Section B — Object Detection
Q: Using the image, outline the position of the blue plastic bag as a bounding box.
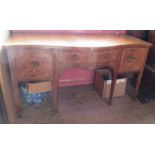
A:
[21,86,48,105]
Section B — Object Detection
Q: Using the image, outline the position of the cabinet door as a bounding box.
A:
[15,46,53,81]
[119,47,147,73]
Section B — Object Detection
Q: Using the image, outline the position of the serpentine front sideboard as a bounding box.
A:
[3,34,152,117]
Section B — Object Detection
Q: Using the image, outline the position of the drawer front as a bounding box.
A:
[93,49,120,69]
[15,47,53,81]
[119,48,147,73]
[57,50,92,70]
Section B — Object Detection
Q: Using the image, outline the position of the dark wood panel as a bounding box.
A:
[126,30,150,41]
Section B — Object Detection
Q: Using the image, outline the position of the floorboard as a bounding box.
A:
[1,85,155,124]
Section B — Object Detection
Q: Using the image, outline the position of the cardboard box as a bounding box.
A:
[95,70,127,98]
[27,81,52,94]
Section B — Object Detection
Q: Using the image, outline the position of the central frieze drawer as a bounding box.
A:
[93,49,120,69]
[119,48,147,73]
[15,47,53,81]
[57,50,92,67]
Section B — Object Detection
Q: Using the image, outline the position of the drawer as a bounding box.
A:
[93,49,120,69]
[15,47,53,81]
[119,48,147,73]
[57,49,92,69]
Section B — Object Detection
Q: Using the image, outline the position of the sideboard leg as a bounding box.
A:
[7,48,22,118]
[12,81,22,117]
[134,72,143,100]
[13,82,22,117]
[108,71,117,105]
[52,79,59,113]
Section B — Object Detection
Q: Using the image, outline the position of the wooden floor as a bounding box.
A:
[1,85,155,124]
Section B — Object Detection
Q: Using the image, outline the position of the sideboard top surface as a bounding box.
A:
[4,34,152,48]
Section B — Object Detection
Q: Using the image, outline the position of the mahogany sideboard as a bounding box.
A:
[3,34,152,116]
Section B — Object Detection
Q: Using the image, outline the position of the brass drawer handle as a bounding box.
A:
[72,54,79,61]
[31,61,40,67]
[104,53,110,59]
[128,56,135,62]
